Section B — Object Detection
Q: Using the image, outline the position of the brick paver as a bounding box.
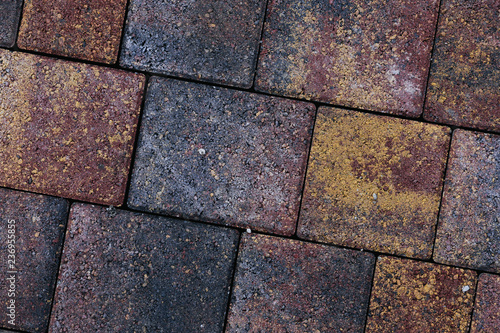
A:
[470,274,500,333]
[366,256,477,333]
[424,0,500,132]
[298,107,450,258]
[434,130,500,273]
[226,233,374,332]
[0,188,68,332]
[0,0,22,48]
[50,204,239,332]
[18,0,128,64]
[0,49,145,206]
[128,77,315,235]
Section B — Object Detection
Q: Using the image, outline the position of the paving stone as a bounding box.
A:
[226,233,375,332]
[0,0,22,48]
[424,0,500,132]
[17,0,128,64]
[0,188,68,332]
[120,0,266,88]
[434,130,500,273]
[50,203,239,332]
[255,0,439,116]
[470,273,500,333]
[298,107,450,258]
[128,77,315,235]
[0,49,145,206]
[366,256,477,333]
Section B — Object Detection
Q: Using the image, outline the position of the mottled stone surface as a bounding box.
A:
[0,0,22,47]
[298,107,450,258]
[226,233,374,332]
[128,77,315,235]
[0,188,68,332]
[0,50,145,206]
[366,256,477,333]
[256,0,439,116]
[18,0,128,64]
[50,204,239,332]
[434,130,500,273]
[471,274,500,332]
[120,0,266,88]
[424,0,500,132]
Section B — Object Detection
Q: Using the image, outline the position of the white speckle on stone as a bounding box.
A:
[198,148,206,155]
[462,285,470,292]
[246,228,252,233]
[373,193,378,200]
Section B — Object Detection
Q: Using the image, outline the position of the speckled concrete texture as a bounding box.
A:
[0,49,145,206]
[17,0,128,64]
[298,107,450,258]
[0,188,68,332]
[0,0,22,48]
[120,0,266,88]
[424,0,500,132]
[470,274,500,332]
[434,130,500,273]
[226,233,375,332]
[50,203,239,332]
[128,77,315,235]
[366,256,477,333]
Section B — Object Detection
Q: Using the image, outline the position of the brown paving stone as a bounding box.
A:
[226,233,375,332]
[0,0,23,48]
[424,0,500,132]
[255,0,439,116]
[0,188,68,332]
[366,256,477,333]
[434,130,500,273]
[128,77,315,236]
[50,203,239,332]
[471,273,500,333]
[298,107,450,258]
[17,0,128,64]
[0,49,145,206]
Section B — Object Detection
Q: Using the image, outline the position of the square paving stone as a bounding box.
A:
[298,107,450,258]
[17,0,128,64]
[424,0,500,132]
[0,49,145,206]
[120,0,266,88]
[49,203,239,333]
[434,130,500,273]
[365,256,477,333]
[128,77,315,236]
[0,0,23,48]
[226,233,375,332]
[470,273,500,333]
[255,0,439,116]
[0,188,68,332]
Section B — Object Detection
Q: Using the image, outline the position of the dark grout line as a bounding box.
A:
[466,274,481,333]
[250,0,271,90]
[362,255,378,333]
[115,0,133,67]
[222,231,243,332]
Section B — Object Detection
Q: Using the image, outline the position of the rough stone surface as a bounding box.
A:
[366,256,477,333]
[0,49,145,206]
[255,0,439,116]
[0,0,22,48]
[298,107,450,258]
[128,77,315,235]
[470,273,500,333]
[226,233,375,332]
[120,0,266,88]
[50,204,239,332]
[434,130,500,273]
[17,0,128,64]
[0,188,68,332]
[424,0,500,132]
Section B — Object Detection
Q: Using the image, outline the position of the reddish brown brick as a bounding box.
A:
[0,49,145,206]
[18,0,128,64]
[424,0,500,132]
[226,233,375,332]
[434,130,500,273]
[366,256,477,333]
[298,107,450,258]
[0,188,68,332]
[471,274,500,333]
[0,0,22,48]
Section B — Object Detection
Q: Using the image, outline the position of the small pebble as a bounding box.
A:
[246,228,252,233]
[462,285,470,292]
[198,148,206,155]
[373,193,378,200]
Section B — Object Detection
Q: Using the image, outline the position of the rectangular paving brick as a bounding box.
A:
[471,273,500,333]
[128,77,315,236]
[424,0,500,132]
[18,0,128,64]
[120,0,266,88]
[0,49,145,206]
[0,188,68,332]
[50,203,239,332]
[226,233,375,332]
[298,107,450,258]
[366,256,477,333]
[256,0,439,116]
[434,130,500,273]
[0,0,22,47]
